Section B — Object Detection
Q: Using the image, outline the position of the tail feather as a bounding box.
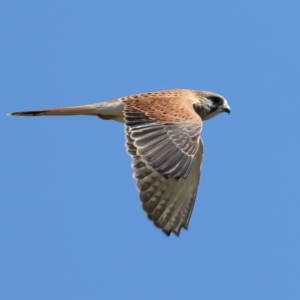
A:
[8,104,99,117]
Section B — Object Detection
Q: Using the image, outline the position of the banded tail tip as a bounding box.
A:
[7,110,48,117]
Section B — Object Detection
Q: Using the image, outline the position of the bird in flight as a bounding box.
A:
[8,89,230,236]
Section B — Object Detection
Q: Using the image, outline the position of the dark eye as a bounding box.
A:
[208,96,222,105]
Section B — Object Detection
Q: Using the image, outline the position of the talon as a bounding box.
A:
[98,114,114,120]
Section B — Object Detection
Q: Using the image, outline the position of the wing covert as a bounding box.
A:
[123,94,202,179]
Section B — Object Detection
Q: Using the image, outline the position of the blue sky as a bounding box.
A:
[1,1,300,299]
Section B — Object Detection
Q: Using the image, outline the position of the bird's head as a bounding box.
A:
[193,91,230,120]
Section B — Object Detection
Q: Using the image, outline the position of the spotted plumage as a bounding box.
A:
[8,89,230,236]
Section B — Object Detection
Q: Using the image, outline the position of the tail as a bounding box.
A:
[8,104,100,117]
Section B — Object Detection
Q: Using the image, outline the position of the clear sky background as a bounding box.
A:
[1,1,300,299]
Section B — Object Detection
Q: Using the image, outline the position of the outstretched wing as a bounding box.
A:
[122,91,204,235]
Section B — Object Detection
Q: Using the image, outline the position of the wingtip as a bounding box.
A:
[162,229,171,236]
[162,226,186,237]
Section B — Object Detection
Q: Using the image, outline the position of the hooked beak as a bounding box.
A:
[222,105,231,114]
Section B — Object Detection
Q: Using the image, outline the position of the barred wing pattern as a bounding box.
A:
[123,93,204,235]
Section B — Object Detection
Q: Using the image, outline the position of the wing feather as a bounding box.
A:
[123,91,204,235]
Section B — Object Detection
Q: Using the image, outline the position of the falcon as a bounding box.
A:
[8,89,230,236]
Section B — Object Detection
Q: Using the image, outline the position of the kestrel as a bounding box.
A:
[9,89,230,236]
